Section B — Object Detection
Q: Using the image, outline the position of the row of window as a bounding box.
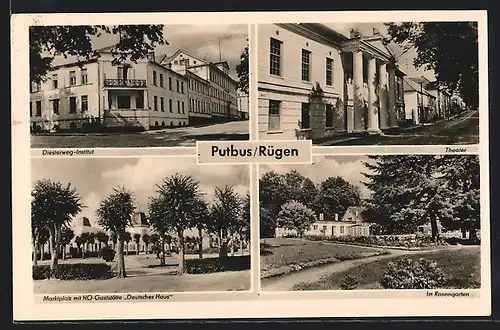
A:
[269,38,335,87]
[30,95,89,117]
[312,225,347,234]
[189,79,210,95]
[268,100,335,131]
[152,70,185,94]
[209,71,232,90]
[31,69,88,93]
[153,96,186,114]
[190,98,210,114]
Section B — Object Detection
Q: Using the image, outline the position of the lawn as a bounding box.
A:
[260,238,383,272]
[293,246,481,290]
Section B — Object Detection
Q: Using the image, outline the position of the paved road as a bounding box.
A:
[31,120,249,148]
[261,245,475,292]
[319,110,479,146]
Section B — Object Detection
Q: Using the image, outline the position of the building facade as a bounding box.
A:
[258,23,406,141]
[237,89,250,120]
[30,48,190,133]
[161,50,240,123]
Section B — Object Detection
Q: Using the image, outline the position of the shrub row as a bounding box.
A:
[306,235,447,249]
[33,263,113,280]
[185,256,250,274]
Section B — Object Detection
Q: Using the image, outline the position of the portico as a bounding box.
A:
[342,34,402,134]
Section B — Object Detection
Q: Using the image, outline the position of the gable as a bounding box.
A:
[364,39,393,59]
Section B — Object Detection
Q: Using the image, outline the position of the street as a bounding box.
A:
[31,120,249,148]
[317,110,479,146]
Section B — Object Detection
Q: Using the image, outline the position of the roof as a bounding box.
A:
[404,77,434,97]
[161,49,207,66]
[345,206,363,214]
[132,212,149,227]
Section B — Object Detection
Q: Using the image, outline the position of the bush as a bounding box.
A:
[32,263,113,280]
[98,246,116,262]
[306,234,447,249]
[185,256,250,274]
[340,275,359,290]
[380,258,447,289]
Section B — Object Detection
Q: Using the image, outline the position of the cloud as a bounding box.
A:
[260,156,374,199]
[101,157,249,209]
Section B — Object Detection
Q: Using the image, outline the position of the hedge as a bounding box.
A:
[306,235,448,249]
[186,256,250,274]
[33,263,113,280]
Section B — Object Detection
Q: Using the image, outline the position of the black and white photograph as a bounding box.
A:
[30,24,249,148]
[259,155,481,291]
[257,22,479,145]
[31,157,251,294]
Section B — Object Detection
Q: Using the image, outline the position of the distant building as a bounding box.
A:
[275,206,373,238]
[237,89,249,120]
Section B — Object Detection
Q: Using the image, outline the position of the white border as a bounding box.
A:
[12,10,490,320]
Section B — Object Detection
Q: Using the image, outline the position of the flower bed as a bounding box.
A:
[33,263,113,280]
[305,235,449,249]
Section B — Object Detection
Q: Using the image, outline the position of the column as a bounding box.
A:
[367,56,380,134]
[378,62,389,129]
[388,66,398,128]
[143,89,149,109]
[352,50,364,132]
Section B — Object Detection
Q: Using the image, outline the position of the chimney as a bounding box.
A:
[335,213,339,221]
[168,63,172,69]
[148,51,155,62]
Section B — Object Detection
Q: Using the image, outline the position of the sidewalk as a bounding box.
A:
[314,112,463,146]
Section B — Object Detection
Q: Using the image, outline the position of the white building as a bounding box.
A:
[258,24,406,141]
[30,46,190,133]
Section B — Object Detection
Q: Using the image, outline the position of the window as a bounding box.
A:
[174,60,178,65]
[159,73,164,87]
[52,74,58,89]
[182,101,185,114]
[154,96,158,111]
[181,82,184,94]
[177,100,181,113]
[81,96,88,112]
[332,226,336,236]
[169,77,172,90]
[269,38,282,76]
[69,71,77,86]
[268,100,281,131]
[81,69,88,84]
[36,101,42,116]
[117,95,131,109]
[313,225,318,230]
[176,80,180,92]
[117,67,124,79]
[160,97,164,112]
[30,102,32,117]
[326,58,333,86]
[169,99,173,112]
[301,103,310,129]
[323,226,327,233]
[325,104,334,128]
[69,97,77,114]
[301,49,311,81]
[52,99,59,115]
[340,226,344,234]
[153,71,157,86]
[136,93,144,109]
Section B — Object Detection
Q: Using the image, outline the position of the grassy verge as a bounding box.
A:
[260,238,385,278]
[293,247,480,290]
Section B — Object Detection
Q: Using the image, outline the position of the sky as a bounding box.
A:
[52,24,249,81]
[31,157,249,229]
[323,22,435,80]
[259,155,375,199]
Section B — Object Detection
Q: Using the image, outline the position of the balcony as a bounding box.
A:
[104,79,147,88]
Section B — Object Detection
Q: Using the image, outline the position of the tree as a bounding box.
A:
[142,234,151,254]
[96,231,109,250]
[133,233,142,254]
[96,187,136,278]
[79,232,91,258]
[74,236,84,258]
[188,197,210,259]
[88,232,97,253]
[315,176,361,219]
[149,174,201,274]
[362,155,455,240]
[60,227,74,260]
[437,155,480,241]
[110,231,117,247]
[30,25,165,84]
[31,179,83,275]
[235,44,249,94]
[385,22,478,108]
[234,192,251,255]
[276,200,316,238]
[148,197,171,266]
[209,185,242,261]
